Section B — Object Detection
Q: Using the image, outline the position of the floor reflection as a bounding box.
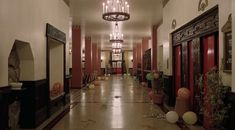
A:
[51,75,193,130]
[111,98,123,128]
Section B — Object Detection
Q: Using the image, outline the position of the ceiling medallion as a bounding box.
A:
[198,0,208,12]
[110,22,124,43]
[102,0,130,21]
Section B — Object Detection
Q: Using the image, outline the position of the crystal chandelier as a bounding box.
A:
[112,48,122,54]
[110,22,123,43]
[112,42,122,49]
[102,0,130,21]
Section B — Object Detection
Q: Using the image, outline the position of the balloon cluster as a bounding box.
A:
[89,84,95,89]
[165,88,197,125]
[97,77,102,80]
[105,77,109,80]
[165,110,198,125]
[146,73,153,81]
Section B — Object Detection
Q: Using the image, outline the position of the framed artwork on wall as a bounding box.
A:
[222,14,232,73]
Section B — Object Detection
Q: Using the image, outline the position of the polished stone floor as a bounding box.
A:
[52,75,203,130]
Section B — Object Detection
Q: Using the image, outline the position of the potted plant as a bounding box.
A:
[151,72,164,104]
[199,67,231,130]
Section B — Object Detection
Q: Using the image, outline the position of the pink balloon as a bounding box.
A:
[178,88,190,99]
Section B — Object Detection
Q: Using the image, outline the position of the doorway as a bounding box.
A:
[111,52,123,74]
[171,6,219,128]
[112,61,123,74]
[48,38,64,99]
[46,23,66,115]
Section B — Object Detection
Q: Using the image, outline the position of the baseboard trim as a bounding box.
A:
[42,106,70,130]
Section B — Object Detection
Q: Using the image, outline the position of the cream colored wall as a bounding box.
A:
[101,51,110,68]
[232,0,235,92]
[123,51,133,70]
[159,0,232,87]
[68,20,73,70]
[17,42,35,81]
[157,25,164,71]
[157,45,163,71]
[127,51,133,68]
[148,39,152,49]
[0,0,70,87]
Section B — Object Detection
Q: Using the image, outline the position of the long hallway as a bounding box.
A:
[52,76,181,130]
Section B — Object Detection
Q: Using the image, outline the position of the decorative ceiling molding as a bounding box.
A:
[162,0,170,7]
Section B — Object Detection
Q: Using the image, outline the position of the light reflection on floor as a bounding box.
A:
[111,98,123,128]
[52,75,204,130]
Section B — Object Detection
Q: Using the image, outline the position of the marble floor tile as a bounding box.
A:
[52,76,204,130]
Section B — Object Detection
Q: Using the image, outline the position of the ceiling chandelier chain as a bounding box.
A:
[102,0,130,21]
[111,23,122,54]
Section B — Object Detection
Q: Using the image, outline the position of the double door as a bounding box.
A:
[173,33,218,128]
[112,61,123,74]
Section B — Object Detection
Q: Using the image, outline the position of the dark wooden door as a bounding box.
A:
[188,41,194,108]
[174,45,181,96]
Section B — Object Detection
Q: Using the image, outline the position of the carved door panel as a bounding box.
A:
[188,41,194,108]
[182,42,188,87]
[191,38,202,115]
